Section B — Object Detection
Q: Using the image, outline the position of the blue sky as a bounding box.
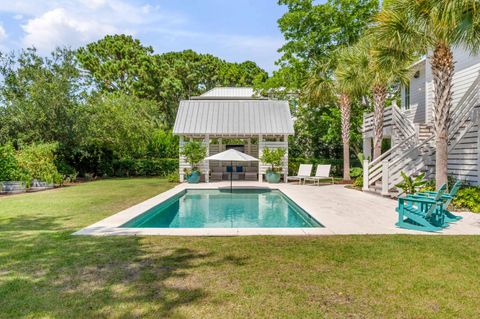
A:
[0,0,289,72]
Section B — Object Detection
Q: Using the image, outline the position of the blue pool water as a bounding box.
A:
[121,189,322,228]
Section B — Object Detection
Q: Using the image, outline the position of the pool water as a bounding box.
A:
[122,189,322,228]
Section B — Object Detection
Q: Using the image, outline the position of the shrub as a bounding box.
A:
[112,158,178,177]
[167,172,179,183]
[147,130,178,158]
[353,176,363,188]
[260,147,287,172]
[395,172,427,194]
[0,143,21,181]
[16,143,62,184]
[55,161,79,183]
[350,167,363,179]
[452,186,480,213]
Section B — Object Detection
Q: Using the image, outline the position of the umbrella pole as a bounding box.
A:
[230,160,233,193]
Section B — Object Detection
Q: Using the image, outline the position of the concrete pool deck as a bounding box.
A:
[75,181,480,236]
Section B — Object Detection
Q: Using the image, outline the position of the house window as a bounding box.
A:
[404,84,410,110]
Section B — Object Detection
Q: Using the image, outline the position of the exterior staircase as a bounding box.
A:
[362,75,480,197]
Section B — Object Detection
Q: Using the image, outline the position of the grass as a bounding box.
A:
[1,178,480,318]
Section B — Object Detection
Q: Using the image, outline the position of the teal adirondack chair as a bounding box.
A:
[413,181,463,222]
[396,184,447,232]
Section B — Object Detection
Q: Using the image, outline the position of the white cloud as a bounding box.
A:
[79,0,108,9]
[0,0,282,71]
[14,0,186,53]
[22,8,119,51]
[0,25,7,41]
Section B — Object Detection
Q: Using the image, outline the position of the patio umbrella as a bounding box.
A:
[204,149,259,192]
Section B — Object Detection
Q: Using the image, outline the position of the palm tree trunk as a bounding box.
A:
[372,85,387,160]
[431,43,454,190]
[339,93,351,181]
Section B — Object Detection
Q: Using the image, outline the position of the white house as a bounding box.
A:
[363,47,480,195]
[173,87,294,183]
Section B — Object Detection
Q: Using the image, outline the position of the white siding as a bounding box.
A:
[402,61,427,123]
[448,121,479,184]
[425,47,480,124]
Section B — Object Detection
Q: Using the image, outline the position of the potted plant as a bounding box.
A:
[260,147,286,183]
[180,141,207,183]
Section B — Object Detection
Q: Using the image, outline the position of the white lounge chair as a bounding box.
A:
[305,165,333,185]
[287,164,313,184]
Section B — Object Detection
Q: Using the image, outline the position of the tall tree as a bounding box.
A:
[375,0,480,188]
[350,36,414,159]
[77,34,156,95]
[304,47,366,180]
[263,0,379,161]
[78,37,268,125]
[0,48,82,153]
[274,0,379,88]
[83,92,160,159]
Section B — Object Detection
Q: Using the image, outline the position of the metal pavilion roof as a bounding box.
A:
[173,88,294,136]
[198,87,256,98]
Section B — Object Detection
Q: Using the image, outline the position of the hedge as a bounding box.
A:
[452,186,480,213]
[112,158,178,177]
[288,158,361,177]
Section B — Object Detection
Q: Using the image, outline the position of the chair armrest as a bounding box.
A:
[399,196,438,205]
[412,193,454,200]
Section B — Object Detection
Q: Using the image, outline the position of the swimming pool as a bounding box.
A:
[121,189,323,228]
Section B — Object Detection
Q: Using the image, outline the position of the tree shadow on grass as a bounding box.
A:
[0,231,247,318]
[0,215,63,232]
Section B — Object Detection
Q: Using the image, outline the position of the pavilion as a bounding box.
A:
[172,87,294,182]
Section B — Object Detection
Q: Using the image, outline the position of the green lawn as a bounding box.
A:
[1,178,480,318]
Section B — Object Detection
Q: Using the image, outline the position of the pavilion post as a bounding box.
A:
[204,134,210,183]
[258,134,263,182]
[179,135,185,182]
[284,134,288,183]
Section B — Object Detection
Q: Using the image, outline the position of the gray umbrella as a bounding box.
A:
[205,149,259,192]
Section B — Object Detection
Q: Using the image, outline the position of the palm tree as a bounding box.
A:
[350,36,414,159]
[304,47,365,181]
[374,0,480,188]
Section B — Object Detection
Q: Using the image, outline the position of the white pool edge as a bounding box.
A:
[74,183,332,236]
[74,181,480,236]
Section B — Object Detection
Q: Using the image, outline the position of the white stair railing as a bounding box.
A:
[380,73,480,194]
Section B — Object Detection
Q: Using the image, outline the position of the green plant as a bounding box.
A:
[419,179,435,192]
[452,187,480,213]
[353,176,363,188]
[180,141,206,175]
[350,167,363,179]
[112,158,178,177]
[16,143,62,184]
[395,172,428,194]
[260,147,286,173]
[0,143,21,181]
[167,172,179,183]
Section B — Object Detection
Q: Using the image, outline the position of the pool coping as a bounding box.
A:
[74,181,480,236]
[74,183,334,236]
